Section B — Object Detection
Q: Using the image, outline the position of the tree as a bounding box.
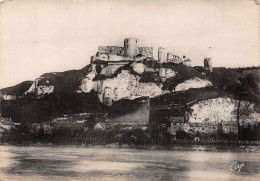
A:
[234,74,256,140]
[217,122,224,140]
[84,113,96,129]
[176,130,189,140]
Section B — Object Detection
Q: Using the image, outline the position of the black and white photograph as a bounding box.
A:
[0,0,259,180]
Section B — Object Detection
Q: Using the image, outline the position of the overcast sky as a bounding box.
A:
[0,0,259,88]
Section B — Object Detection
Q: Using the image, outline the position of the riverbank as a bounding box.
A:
[1,142,259,153]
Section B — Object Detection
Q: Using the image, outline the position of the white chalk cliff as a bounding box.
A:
[187,97,260,123]
[80,67,212,102]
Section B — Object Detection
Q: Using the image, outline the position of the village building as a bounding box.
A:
[189,120,218,134]
[221,121,238,134]
[0,117,15,132]
[94,121,107,130]
[166,116,185,135]
[0,127,5,137]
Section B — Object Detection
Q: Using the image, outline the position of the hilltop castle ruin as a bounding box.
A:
[80,38,213,106]
[91,38,191,65]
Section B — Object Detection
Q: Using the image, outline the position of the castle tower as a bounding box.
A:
[159,67,166,78]
[124,38,139,57]
[103,87,113,106]
[204,58,212,72]
[158,47,167,63]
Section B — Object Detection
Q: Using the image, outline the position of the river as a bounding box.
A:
[0,145,259,181]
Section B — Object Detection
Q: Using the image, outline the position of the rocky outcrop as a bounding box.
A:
[80,64,212,103]
[25,78,54,95]
[174,77,212,92]
[93,70,163,102]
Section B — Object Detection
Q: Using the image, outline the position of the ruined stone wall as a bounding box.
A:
[98,46,125,56]
[167,53,182,63]
[138,47,153,58]
[182,59,192,66]
[109,98,150,125]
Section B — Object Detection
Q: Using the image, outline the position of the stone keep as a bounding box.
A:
[204,58,212,72]
[124,38,139,57]
[158,47,167,63]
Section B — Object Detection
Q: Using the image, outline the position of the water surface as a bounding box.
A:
[0,145,259,181]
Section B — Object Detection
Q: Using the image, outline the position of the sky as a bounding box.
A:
[0,0,259,88]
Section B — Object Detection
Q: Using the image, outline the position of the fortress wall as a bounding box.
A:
[138,47,153,58]
[167,53,174,61]
[182,59,192,66]
[167,53,182,63]
[98,46,125,56]
[109,98,150,125]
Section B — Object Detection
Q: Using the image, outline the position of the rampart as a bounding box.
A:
[98,46,125,56]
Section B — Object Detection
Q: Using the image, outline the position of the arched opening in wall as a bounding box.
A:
[136,40,138,43]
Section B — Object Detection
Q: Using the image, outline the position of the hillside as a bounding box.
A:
[0,81,33,97]
[0,38,259,126]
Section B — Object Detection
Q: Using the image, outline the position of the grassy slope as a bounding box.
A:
[207,67,260,102]
[0,81,33,96]
[37,65,91,93]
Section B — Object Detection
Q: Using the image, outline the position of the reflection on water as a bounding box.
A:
[0,145,259,181]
